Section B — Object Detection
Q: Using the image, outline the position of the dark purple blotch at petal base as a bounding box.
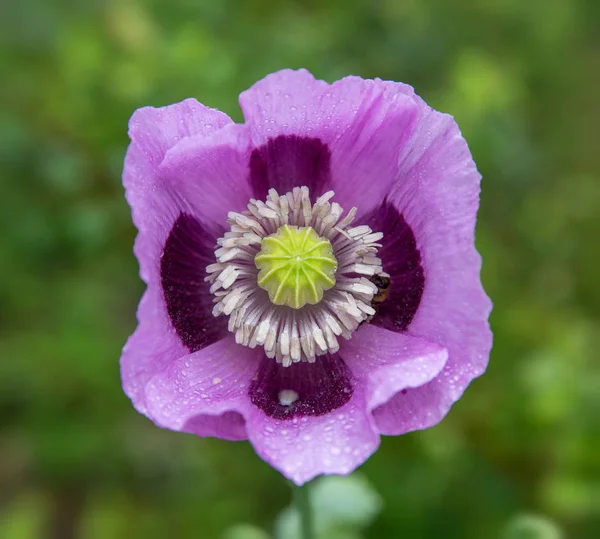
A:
[249,135,332,200]
[161,214,228,352]
[249,354,353,420]
[364,200,425,332]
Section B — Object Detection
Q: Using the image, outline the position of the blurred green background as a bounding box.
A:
[1,0,599,537]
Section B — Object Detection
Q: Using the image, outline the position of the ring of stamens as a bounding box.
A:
[206,186,385,367]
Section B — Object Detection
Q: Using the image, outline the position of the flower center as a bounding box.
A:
[255,225,337,309]
[206,186,386,367]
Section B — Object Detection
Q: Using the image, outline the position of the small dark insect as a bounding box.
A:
[361,274,390,325]
[370,274,390,306]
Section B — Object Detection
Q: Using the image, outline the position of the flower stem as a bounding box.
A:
[291,481,315,539]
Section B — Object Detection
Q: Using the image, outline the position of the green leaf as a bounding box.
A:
[504,514,563,539]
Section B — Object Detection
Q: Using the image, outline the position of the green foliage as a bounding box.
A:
[1,0,599,537]
[504,515,563,539]
[274,475,382,539]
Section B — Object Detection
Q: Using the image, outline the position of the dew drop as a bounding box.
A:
[278,389,299,406]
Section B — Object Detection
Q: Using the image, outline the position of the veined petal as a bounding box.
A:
[121,285,188,415]
[122,101,234,411]
[124,98,234,284]
[372,104,493,434]
[159,123,253,233]
[243,329,446,485]
[144,336,261,441]
[245,376,379,486]
[122,143,192,413]
[321,76,419,217]
[239,69,419,214]
[238,69,329,140]
[341,325,448,413]
[121,206,229,412]
[128,98,233,172]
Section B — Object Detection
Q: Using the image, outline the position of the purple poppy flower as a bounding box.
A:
[121,69,492,485]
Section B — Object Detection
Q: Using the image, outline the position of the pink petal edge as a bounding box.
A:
[373,100,493,435]
[239,69,420,216]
